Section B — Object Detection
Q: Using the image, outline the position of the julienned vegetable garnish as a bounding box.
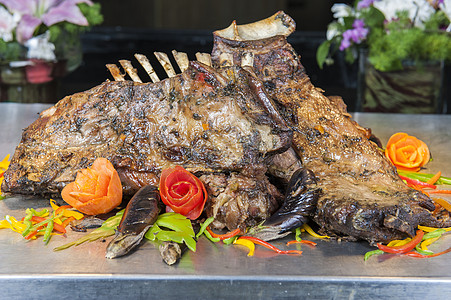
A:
[0,154,10,199]
[61,157,122,215]
[0,199,84,244]
[159,166,207,220]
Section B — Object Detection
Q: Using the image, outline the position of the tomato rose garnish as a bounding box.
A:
[61,158,122,215]
[385,132,430,172]
[159,166,207,220]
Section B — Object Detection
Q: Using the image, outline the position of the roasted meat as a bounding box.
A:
[211,11,451,243]
[2,61,292,229]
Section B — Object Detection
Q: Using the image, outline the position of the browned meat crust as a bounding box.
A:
[2,62,292,229]
[211,11,451,243]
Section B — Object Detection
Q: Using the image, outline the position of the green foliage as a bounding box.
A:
[79,3,104,27]
[0,40,24,62]
[317,2,451,72]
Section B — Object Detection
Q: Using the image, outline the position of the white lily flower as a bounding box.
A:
[374,0,436,27]
[25,31,56,61]
[331,3,353,22]
[0,6,19,42]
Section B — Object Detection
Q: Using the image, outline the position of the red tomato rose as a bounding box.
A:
[159,166,207,220]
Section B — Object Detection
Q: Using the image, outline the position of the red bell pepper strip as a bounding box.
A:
[206,226,241,240]
[286,240,317,246]
[377,230,424,254]
[31,216,66,234]
[239,236,302,255]
[399,175,437,189]
[24,226,44,240]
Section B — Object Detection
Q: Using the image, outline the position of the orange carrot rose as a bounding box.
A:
[159,166,207,220]
[61,158,122,215]
[385,132,430,172]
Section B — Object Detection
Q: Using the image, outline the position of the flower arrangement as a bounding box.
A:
[317,0,451,72]
[0,0,103,63]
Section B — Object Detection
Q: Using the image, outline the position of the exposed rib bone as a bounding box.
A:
[119,60,142,83]
[217,52,234,67]
[135,54,160,83]
[154,52,176,77]
[106,64,125,81]
[241,52,254,68]
[172,50,189,72]
[195,52,212,66]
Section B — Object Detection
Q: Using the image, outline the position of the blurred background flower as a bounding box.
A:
[317,0,451,72]
[0,0,103,62]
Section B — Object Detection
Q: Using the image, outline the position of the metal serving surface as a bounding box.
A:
[1,103,451,299]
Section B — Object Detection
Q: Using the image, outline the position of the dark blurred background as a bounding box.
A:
[59,0,448,112]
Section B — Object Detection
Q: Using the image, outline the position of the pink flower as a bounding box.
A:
[0,0,93,43]
[357,0,379,10]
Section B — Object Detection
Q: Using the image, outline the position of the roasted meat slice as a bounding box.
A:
[211,11,451,243]
[2,61,292,232]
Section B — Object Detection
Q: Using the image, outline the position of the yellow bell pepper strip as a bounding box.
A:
[286,240,317,247]
[301,223,330,239]
[364,249,384,261]
[377,230,424,254]
[426,171,442,185]
[414,229,446,255]
[387,238,411,247]
[234,237,255,256]
[206,226,241,240]
[239,236,302,255]
[418,225,451,232]
[0,154,10,199]
[421,237,440,251]
[0,216,27,233]
[50,199,84,220]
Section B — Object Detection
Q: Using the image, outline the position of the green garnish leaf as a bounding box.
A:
[144,213,197,252]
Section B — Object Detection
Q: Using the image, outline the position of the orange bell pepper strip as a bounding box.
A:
[431,198,451,212]
[405,247,451,258]
[286,240,317,247]
[426,171,442,185]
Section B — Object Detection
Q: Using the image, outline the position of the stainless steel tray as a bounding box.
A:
[1,103,451,299]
